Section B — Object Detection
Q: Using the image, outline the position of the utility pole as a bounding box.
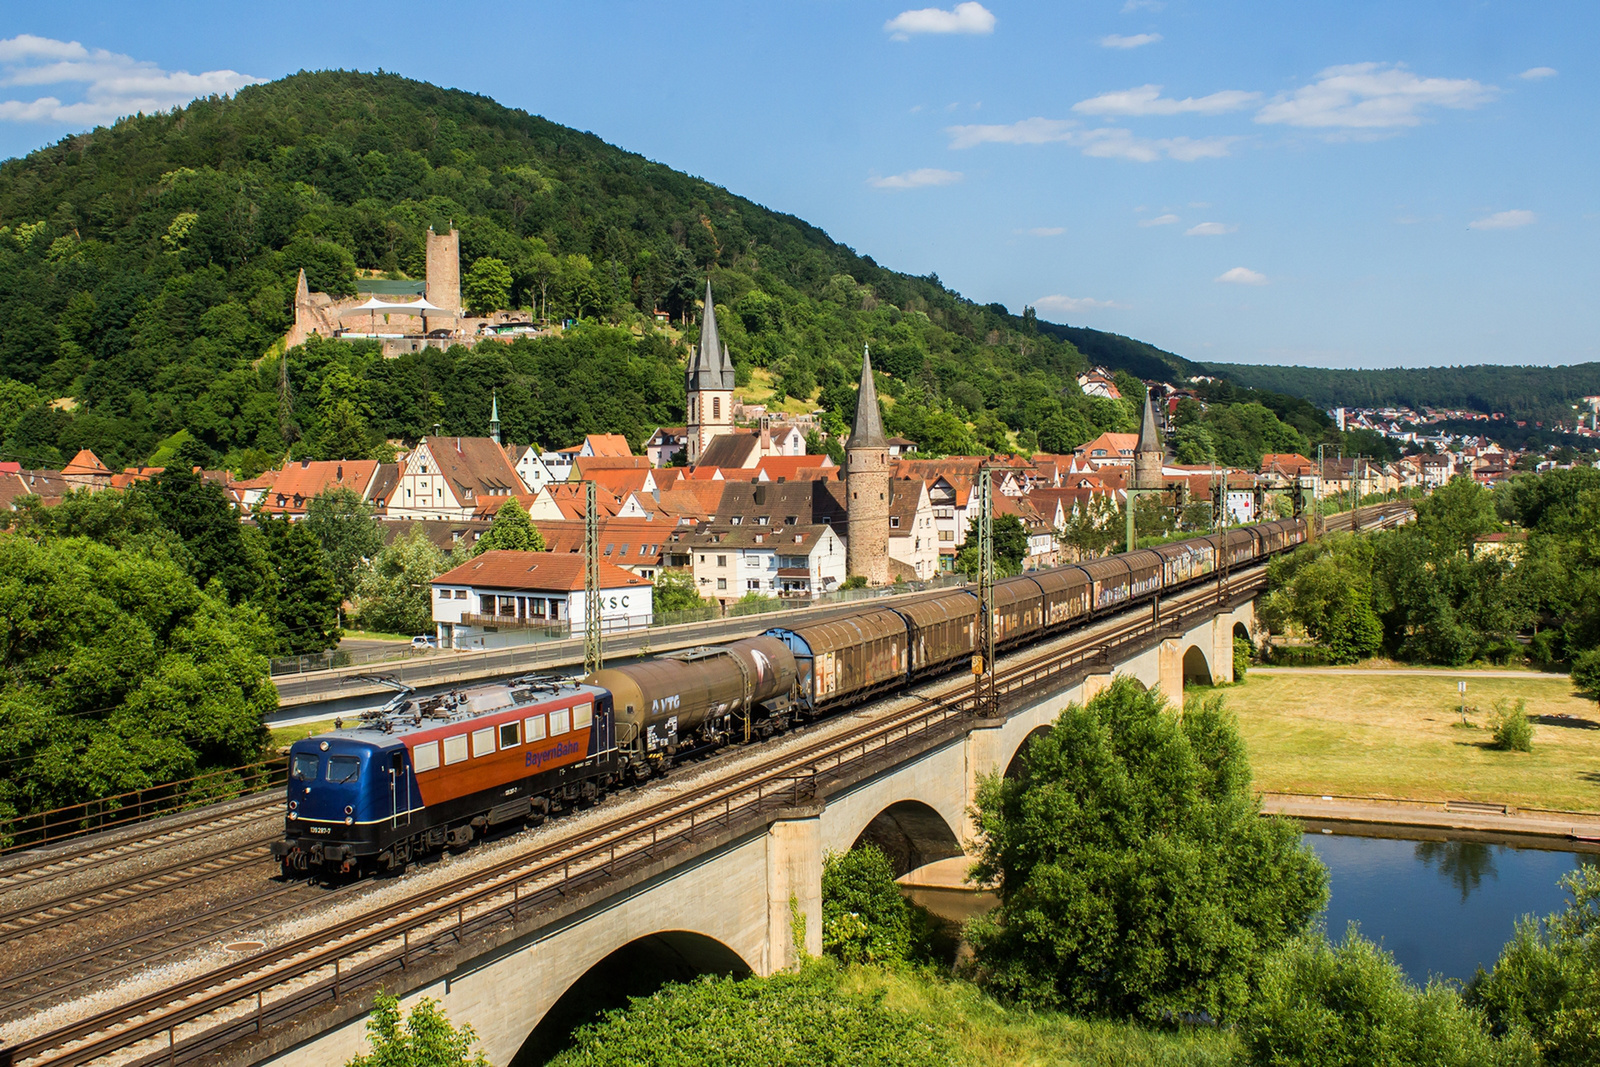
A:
[973,466,997,717]
[584,479,602,675]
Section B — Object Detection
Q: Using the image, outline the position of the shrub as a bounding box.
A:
[347,992,489,1066]
[1489,697,1534,752]
[1240,927,1537,1067]
[822,844,911,964]
[1571,648,1600,703]
[1233,635,1253,680]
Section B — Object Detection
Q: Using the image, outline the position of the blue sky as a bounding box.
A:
[0,1,1593,369]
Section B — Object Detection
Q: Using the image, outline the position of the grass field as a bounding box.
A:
[268,717,342,749]
[1219,669,1600,812]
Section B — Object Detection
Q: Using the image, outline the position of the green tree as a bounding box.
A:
[356,524,448,635]
[346,993,490,1067]
[821,845,912,964]
[1471,865,1600,1065]
[1242,928,1536,1067]
[968,680,1327,1021]
[955,513,1029,577]
[1416,475,1500,558]
[472,497,545,555]
[1037,411,1094,455]
[303,487,384,612]
[255,516,343,654]
[315,365,376,461]
[652,568,704,615]
[462,256,512,315]
[1056,495,1121,560]
[141,468,266,603]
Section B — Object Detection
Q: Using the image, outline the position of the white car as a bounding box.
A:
[411,635,436,650]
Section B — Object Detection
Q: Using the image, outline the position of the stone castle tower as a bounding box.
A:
[686,279,735,465]
[846,345,891,585]
[1134,390,1166,492]
[425,226,461,325]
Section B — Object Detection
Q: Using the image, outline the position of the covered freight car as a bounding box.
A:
[893,590,980,675]
[768,609,908,712]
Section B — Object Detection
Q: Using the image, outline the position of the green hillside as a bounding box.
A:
[1206,362,1600,425]
[0,70,1149,471]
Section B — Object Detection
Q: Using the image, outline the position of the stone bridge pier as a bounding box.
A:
[263,599,1257,1067]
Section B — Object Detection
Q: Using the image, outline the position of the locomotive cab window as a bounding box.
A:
[471,727,496,758]
[573,702,593,730]
[443,734,468,765]
[291,753,319,781]
[327,755,360,784]
[412,741,440,773]
[525,715,546,742]
[499,722,520,748]
[550,708,570,736]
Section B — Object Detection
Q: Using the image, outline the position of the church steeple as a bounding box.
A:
[489,388,501,446]
[1134,389,1165,492]
[686,279,735,465]
[688,279,729,392]
[850,344,886,448]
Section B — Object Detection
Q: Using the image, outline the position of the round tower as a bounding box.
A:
[1134,389,1166,492]
[846,345,891,585]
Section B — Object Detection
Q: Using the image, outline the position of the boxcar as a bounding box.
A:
[892,590,980,674]
[1217,528,1256,567]
[767,609,908,711]
[1153,538,1216,587]
[1077,556,1133,612]
[1125,549,1166,599]
[991,575,1045,649]
[1030,566,1092,630]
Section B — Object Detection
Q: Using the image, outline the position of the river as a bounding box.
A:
[1304,827,1596,983]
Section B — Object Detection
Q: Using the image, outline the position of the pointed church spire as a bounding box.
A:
[1137,389,1163,455]
[489,388,501,446]
[689,279,724,390]
[850,344,886,449]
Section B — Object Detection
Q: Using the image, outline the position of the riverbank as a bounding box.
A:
[1222,668,1600,811]
[1261,792,1600,848]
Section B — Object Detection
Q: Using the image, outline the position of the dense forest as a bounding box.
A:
[1209,361,1600,426]
[0,70,1364,472]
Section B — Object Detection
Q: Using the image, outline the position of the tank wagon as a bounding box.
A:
[276,517,1310,878]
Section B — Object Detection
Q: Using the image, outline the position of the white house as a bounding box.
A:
[680,523,846,606]
[387,436,527,522]
[430,550,652,650]
[510,446,560,493]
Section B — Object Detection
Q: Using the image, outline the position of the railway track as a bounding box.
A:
[0,505,1414,1067]
[0,563,1287,1067]
[0,798,281,897]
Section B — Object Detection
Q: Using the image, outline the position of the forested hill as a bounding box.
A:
[1207,362,1600,424]
[0,68,1233,472]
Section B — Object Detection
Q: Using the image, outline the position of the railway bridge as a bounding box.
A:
[249,581,1258,1067]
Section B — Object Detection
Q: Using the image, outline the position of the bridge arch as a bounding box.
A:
[1003,725,1054,780]
[511,929,752,1065]
[844,799,964,877]
[1181,644,1213,686]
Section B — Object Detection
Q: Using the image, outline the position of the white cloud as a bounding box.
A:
[1016,226,1065,236]
[885,3,995,40]
[1185,222,1237,236]
[946,117,1239,161]
[1518,67,1558,80]
[1034,295,1127,313]
[946,116,1077,148]
[1255,62,1496,130]
[1216,266,1268,285]
[1139,213,1181,226]
[1074,84,1261,117]
[1468,209,1536,230]
[869,168,963,190]
[1100,33,1162,49]
[0,34,262,126]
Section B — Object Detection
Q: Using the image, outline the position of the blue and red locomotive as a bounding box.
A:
[274,518,1308,878]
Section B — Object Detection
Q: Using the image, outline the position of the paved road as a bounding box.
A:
[1252,667,1568,680]
[1262,793,1600,842]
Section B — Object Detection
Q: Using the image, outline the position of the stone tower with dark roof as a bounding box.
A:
[686,279,736,466]
[1134,390,1165,492]
[846,345,891,584]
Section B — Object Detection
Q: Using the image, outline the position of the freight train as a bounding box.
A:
[274,517,1310,878]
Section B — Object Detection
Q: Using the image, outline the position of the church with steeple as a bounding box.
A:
[685,280,736,465]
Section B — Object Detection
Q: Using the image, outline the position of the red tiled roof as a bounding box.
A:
[260,460,379,513]
[585,433,635,458]
[432,550,647,592]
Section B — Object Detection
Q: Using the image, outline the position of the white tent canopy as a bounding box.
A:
[341,296,444,315]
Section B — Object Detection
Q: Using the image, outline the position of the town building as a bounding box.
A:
[678,523,846,604]
[685,280,736,465]
[430,550,652,650]
[258,459,386,518]
[1133,393,1165,492]
[387,436,528,522]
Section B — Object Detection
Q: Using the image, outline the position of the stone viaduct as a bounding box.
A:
[253,596,1256,1067]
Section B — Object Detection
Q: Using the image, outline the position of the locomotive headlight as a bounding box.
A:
[345,816,353,825]
[288,811,297,821]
